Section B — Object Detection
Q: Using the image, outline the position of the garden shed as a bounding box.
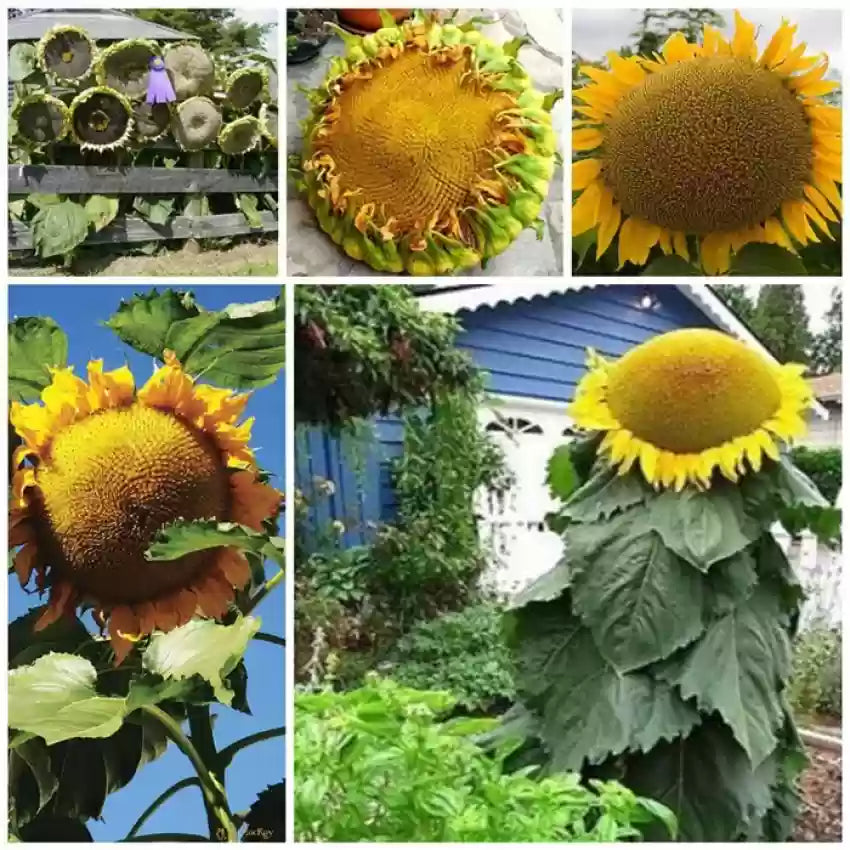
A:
[8,9,196,43]
[296,282,838,621]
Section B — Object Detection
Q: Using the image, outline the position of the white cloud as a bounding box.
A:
[233,7,278,58]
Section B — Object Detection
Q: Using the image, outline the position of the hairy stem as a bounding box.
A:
[242,567,285,615]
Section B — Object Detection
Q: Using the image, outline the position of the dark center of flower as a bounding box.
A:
[35,405,230,604]
[606,329,782,453]
[601,56,812,234]
[89,109,110,132]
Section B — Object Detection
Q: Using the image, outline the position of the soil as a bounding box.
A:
[9,241,278,277]
[793,748,842,842]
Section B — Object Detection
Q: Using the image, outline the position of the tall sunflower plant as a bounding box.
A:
[7,288,286,842]
[490,329,840,841]
[572,10,842,276]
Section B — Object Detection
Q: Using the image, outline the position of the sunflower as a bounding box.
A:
[36,24,95,83]
[9,352,282,664]
[300,14,558,274]
[69,86,134,152]
[14,93,70,146]
[172,96,223,151]
[572,11,842,274]
[568,329,812,490]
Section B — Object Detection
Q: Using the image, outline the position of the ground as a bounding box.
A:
[286,8,565,277]
[794,748,842,842]
[9,241,278,278]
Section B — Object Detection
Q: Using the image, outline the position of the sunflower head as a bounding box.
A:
[14,94,70,146]
[163,41,216,100]
[573,11,842,274]
[69,86,134,151]
[300,14,559,274]
[10,352,282,664]
[95,38,159,100]
[259,103,278,146]
[226,66,269,110]
[567,328,812,490]
[36,24,95,82]
[219,115,263,155]
[132,101,171,142]
[172,96,223,151]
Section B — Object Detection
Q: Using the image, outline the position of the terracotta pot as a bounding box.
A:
[337,9,411,32]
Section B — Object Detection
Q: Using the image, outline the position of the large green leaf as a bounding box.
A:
[139,616,260,705]
[622,718,776,841]
[242,782,286,841]
[546,445,579,500]
[642,255,700,276]
[165,296,285,389]
[511,558,571,608]
[560,466,652,523]
[9,42,37,82]
[569,519,705,673]
[647,485,760,572]
[658,586,791,766]
[105,289,200,358]
[84,195,119,233]
[729,244,807,276]
[17,815,93,842]
[703,550,758,616]
[9,739,58,829]
[8,608,92,669]
[512,597,698,770]
[8,317,68,403]
[30,200,90,258]
[146,520,284,568]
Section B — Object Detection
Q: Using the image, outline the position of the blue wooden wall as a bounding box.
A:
[296,285,718,544]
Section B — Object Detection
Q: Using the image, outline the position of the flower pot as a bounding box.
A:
[337,9,410,32]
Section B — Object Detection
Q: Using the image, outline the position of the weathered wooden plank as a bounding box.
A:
[9,212,278,249]
[7,165,278,194]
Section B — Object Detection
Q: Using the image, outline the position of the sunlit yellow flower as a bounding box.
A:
[568,329,812,489]
[573,11,842,273]
[10,351,282,664]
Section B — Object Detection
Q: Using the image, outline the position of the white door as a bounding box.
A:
[476,396,574,596]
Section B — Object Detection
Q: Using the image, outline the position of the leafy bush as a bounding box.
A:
[390,604,516,713]
[789,446,842,505]
[788,627,842,719]
[294,677,677,842]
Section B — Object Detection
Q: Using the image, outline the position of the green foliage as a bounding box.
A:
[30,199,89,258]
[750,285,813,364]
[809,287,842,375]
[106,287,285,389]
[501,451,831,840]
[294,677,677,842]
[8,317,68,402]
[242,782,286,841]
[789,446,841,505]
[788,627,841,719]
[294,284,477,425]
[390,604,516,713]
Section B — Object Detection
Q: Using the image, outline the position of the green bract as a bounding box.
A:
[496,446,837,841]
[95,38,158,100]
[69,86,134,152]
[259,103,278,147]
[225,66,269,110]
[163,41,216,100]
[14,93,70,146]
[219,116,263,155]
[171,96,222,151]
[297,12,560,274]
[36,24,95,83]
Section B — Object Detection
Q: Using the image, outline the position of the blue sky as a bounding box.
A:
[8,284,285,841]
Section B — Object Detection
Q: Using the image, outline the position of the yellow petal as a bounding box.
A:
[763,217,795,252]
[781,199,809,245]
[702,25,725,56]
[760,21,796,69]
[639,442,660,484]
[731,11,757,59]
[812,172,842,213]
[618,216,660,268]
[672,232,689,261]
[572,158,602,191]
[803,184,839,221]
[661,31,695,64]
[787,59,829,91]
[772,43,811,76]
[596,199,621,259]
[700,232,732,275]
[658,230,672,255]
[606,51,646,86]
[803,202,834,239]
[573,127,604,152]
[796,78,840,98]
[572,181,603,236]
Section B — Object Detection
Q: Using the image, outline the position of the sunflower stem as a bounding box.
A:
[187,705,235,841]
[242,568,285,615]
[219,725,286,769]
[253,630,286,648]
[141,705,237,842]
[125,777,200,840]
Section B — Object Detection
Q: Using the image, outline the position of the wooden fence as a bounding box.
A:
[8,162,278,250]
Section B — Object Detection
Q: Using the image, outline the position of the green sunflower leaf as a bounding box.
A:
[9,739,58,829]
[146,519,284,569]
[105,288,200,357]
[8,654,127,745]
[138,616,260,705]
[656,585,791,767]
[84,194,119,232]
[8,317,68,402]
[242,782,286,842]
[560,466,653,523]
[546,444,579,499]
[8,607,92,669]
[729,244,808,276]
[30,200,90,258]
[9,42,37,82]
[166,295,285,389]
[512,597,699,770]
[642,255,700,275]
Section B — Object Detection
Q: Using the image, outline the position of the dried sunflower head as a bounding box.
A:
[132,101,171,142]
[172,96,223,151]
[163,41,216,100]
[36,24,95,82]
[573,11,842,274]
[14,93,70,146]
[69,86,134,151]
[219,115,263,155]
[259,103,278,146]
[10,353,281,664]
[226,66,269,110]
[95,38,158,100]
[300,14,559,274]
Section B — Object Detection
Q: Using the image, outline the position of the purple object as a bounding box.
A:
[146,56,176,104]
